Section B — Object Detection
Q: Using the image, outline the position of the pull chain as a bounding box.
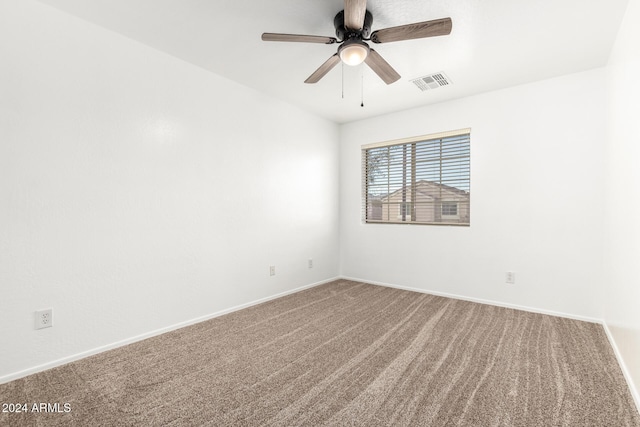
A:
[361,65,364,107]
[341,61,344,99]
[360,66,364,107]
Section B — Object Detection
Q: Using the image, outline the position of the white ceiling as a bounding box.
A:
[37,0,629,124]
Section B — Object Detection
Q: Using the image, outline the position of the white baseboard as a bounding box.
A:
[602,323,640,413]
[340,275,602,323]
[0,277,338,385]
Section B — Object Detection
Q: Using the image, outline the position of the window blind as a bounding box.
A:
[362,129,470,225]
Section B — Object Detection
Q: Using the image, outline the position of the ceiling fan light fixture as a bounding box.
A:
[338,39,370,66]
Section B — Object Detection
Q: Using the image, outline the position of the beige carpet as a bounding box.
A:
[1,280,639,426]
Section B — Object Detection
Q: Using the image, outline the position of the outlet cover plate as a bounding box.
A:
[35,308,53,329]
[505,272,516,285]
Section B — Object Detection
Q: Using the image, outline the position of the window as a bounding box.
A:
[441,202,458,217]
[362,129,470,225]
[399,202,413,220]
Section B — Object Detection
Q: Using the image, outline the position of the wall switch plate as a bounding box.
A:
[308,259,313,269]
[506,272,516,284]
[269,265,275,276]
[35,308,53,329]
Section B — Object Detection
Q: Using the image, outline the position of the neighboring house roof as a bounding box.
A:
[376,180,469,202]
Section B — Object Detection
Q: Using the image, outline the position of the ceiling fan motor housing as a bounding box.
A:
[334,10,373,41]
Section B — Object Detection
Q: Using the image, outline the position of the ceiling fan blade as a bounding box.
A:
[344,0,367,31]
[304,54,341,84]
[262,33,337,44]
[364,49,400,84]
[370,17,452,44]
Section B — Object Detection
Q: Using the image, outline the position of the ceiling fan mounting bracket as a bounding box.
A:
[334,10,373,41]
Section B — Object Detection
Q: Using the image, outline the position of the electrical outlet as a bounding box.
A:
[308,259,313,269]
[506,272,516,284]
[269,265,275,276]
[35,308,53,330]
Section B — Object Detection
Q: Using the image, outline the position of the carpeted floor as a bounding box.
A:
[1,279,639,426]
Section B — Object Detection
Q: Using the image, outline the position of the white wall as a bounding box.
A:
[0,1,339,381]
[604,0,640,405]
[340,68,607,320]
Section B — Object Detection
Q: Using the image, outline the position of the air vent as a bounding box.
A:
[410,72,452,91]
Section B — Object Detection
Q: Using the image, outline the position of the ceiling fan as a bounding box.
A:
[261,0,452,85]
